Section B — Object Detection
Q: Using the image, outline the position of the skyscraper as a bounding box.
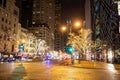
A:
[54,0,62,51]
[32,0,55,50]
[16,0,56,51]
[89,0,119,62]
[15,0,33,28]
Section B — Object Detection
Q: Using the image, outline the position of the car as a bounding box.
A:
[1,54,15,62]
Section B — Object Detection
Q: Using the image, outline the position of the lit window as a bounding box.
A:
[33,12,35,14]
[37,11,40,13]
[32,22,35,24]
[5,13,8,16]
[118,4,120,9]
[95,2,99,12]
[118,9,120,15]
[33,4,36,7]
[49,17,52,19]
[41,11,44,14]
[49,3,52,5]
[117,2,120,15]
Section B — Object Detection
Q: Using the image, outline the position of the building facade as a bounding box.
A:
[85,0,91,29]
[19,27,36,55]
[90,0,119,62]
[28,24,51,50]
[0,0,20,54]
[54,0,63,51]
[115,1,120,34]
[32,0,55,51]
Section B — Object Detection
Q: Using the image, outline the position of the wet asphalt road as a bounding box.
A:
[0,61,120,80]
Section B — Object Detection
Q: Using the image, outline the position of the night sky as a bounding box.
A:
[16,0,85,27]
[60,0,85,23]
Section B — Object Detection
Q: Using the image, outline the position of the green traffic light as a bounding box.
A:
[19,44,24,51]
[65,45,73,54]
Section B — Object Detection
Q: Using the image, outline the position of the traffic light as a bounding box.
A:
[65,45,73,54]
[19,44,24,51]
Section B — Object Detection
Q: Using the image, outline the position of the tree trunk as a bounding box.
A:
[78,53,80,64]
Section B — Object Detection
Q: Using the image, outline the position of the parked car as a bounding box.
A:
[1,54,15,62]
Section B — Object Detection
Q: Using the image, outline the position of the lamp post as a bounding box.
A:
[66,20,82,33]
[60,25,66,51]
[61,20,81,64]
[66,20,72,33]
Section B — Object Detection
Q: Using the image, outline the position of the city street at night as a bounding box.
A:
[0,61,120,80]
[0,0,120,80]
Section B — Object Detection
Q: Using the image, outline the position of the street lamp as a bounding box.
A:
[61,25,67,32]
[61,25,67,51]
[66,20,81,33]
[61,20,82,45]
[22,39,25,43]
[66,20,72,33]
[74,21,81,29]
[61,20,82,64]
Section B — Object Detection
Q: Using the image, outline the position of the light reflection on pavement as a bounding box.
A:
[107,64,117,73]
[0,61,120,80]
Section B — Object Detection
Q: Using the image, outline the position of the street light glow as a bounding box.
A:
[61,26,67,31]
[22,39,25,43]
[75,22,81,27]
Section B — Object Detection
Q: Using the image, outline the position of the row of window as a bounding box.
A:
[1,19,17,28]
[0,24,17,32]
[1,15,17,22]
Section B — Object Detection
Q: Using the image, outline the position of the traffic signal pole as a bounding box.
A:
[71,54,74,64]
[65,45,74,64]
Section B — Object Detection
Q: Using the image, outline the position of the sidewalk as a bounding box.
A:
[72,60,120,70]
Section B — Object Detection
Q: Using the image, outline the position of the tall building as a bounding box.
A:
[16,0,33,28]
[85,0,91,29]
[32,0,55,51]
[28,24,51,51]
[0,0,20,53]
[89,0,119,62]
[54,0,62,51]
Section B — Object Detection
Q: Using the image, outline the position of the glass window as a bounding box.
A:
[14,10,18,16]
[33,12,35,14]
[32,22,35,24]
[95,2,99,12]
[14,24,16,27]
[37,11,40,13]
[2,17,4,21]
[49,3,52,6]
[5,19,8,23]
[5,13,8,16]
[118,4,120,9]
[118,3,120,15]
[119,9,120,15]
